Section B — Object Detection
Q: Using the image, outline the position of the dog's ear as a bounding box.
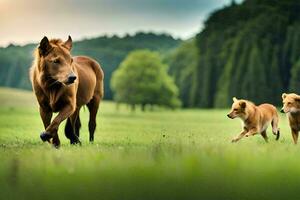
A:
[239,101,246,109]
[295,96,300,102]
[39,36,52,56]
[64,35,72,51]
[233,97,238,102]
[282,93,287,100]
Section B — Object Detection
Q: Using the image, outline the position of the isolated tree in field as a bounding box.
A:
[111,50,181,111]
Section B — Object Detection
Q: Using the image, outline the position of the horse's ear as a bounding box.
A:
[64,35,72,50]
[39,36,52,56]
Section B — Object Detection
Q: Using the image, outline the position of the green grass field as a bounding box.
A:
[1,87,300,200]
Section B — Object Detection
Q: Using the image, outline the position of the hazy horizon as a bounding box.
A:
[0,0,242,47]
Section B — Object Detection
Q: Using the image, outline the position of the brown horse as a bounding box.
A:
[30,36,104,147]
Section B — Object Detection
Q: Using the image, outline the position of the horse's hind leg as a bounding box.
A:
[87,96,100,142]
[65,109,81,139]
[64,118,73,141]
[66,108,81,144]
[75,115,81,138]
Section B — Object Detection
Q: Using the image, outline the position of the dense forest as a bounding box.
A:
[0,32,181,99]
[169,0,300,107]
[3,0,300,108]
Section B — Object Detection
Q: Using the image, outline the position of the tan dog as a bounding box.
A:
[227,97,280,142]
[280,93,300,144]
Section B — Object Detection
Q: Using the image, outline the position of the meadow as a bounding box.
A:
[1,87,300,200]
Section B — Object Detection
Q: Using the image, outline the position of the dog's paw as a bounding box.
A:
[231,138,238,143]
[245,133,251,137]
[40,131,52,142]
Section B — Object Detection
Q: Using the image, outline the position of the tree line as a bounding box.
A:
[168,0,300,107]
[2,0,300,108]
[0,32,181,100]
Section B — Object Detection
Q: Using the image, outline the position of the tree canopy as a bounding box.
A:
[111,50,181,110]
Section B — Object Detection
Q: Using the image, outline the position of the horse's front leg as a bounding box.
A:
[40,104,75,147]
[39,106,53,143]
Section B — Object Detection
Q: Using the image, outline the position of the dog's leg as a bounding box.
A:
[231,130,247,143]
[291,128,299,144]
[245,128,257,137]
[261,130,268,143]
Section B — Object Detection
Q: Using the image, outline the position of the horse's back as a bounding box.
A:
[74,56,104,106]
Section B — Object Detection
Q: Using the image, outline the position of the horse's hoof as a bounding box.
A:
[40,132,52,142]
[53,143,60,149]
[70,139,81,146]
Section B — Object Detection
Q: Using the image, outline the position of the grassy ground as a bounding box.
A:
[1,87,300,200]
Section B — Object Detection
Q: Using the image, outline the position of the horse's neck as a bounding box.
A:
[39,73,64,106]
[48,88,65,107]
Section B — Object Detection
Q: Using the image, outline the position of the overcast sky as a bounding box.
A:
[0,0,242,47]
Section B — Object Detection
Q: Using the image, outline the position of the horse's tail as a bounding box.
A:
[99,67,104,99]
[90,58,104,99]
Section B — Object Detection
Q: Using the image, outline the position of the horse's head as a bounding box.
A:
[37,36,76,86]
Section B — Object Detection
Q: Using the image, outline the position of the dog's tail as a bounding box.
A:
[276,129,280,141]
[271,114,280,141]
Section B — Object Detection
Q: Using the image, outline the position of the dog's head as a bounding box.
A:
[37,36,76,86]
[227,97,247,119]
[281,93,300,113]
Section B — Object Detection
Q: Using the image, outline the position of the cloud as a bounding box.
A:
[0,0,242,46]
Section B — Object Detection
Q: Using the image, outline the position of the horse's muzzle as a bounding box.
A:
[66,74,77,85]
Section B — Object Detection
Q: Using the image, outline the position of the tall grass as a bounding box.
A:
[0,87,299,200]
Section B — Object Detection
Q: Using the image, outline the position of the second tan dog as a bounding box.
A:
[227,97,280,143]
[281,93,300,144]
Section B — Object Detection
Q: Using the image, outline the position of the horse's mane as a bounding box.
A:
[30,38,64,82]
[49,39,63,46]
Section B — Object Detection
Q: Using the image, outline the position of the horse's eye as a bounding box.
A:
[234,109,238,111]
[53,59,60,64]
